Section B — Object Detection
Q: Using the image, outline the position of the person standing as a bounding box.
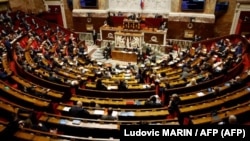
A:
[101,107,117,120]
[92,29,97,45]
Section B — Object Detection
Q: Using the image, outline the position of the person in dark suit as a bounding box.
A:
[106,12,113,26]
[4,37,13,61]
[118,80,127,91]
[0,68,8,79]
[69,101,90,118]
[167,94,181,115]
[230,75,243,89]
[144,94,162,107]
[101,107,117,120]
[92,29,97,45]
[96,79,107,90]
[0,113,20,139]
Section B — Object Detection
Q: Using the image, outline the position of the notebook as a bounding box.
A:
[72,120,81,125]
[59,119,67,124]
[62,107,71,112]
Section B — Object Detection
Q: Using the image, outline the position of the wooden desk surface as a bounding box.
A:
[2,54,13,76]
[0,82,50,108]
[57,104,169,117]
[0,124,6,133]
[0,98,173,129]
[15,131,35,141]
[24,51,37,69]
[101,79,138,85]
[39,115,119,130]
[11,75,63,99]
[191,100,250,125]
[180,71,249,102]
[85,82,153,91]
[100,26,166,34]
[15,129,120,141]
[111,50,137,62]
[179,87,250,114]
[0,100,18,113]
[70,96,145,106]
[180,84,229,102]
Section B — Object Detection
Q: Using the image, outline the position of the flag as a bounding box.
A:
[140,0,144,9]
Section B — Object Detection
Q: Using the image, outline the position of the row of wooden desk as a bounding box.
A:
[0,98,178,131]
[0,81,50,108]
[15,128,119,141]
[57,103,169,119]
[191,100,250,125]
[179,86,250,115]
[111,50,137,62]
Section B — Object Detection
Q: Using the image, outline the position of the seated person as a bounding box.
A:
[228,114,238,124]
[167,94,181,115]
[144,94,162,106]
[127,62,134,70]
[69,101,90,118]
[101,107,118,120]
[0,68,8,79]
[96,79,107,90]
[32,122,49,132]
[118,80,127,90]
[89,101,100,108]
[200,72,212,82]
[230,75,243,88]
[186,78,197,87]
[159,21,167,30]
[128,13,136,20]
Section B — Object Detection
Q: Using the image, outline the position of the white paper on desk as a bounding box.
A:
[152,66,160,70]
[59,119,67,124]
[107,86,118,90]
[112,111,118,117]
[119,112,127,116]
[119,111,134,116]
[97,62,102,65]
[115,69,122,73]
[196,92,205,97]
[142,84,150,89]
[37,53,43,56]
[124,77,130,80]
[120,65,127,69]
[168,61,174,65]
[126,112,135,116]
[63,107,71,112]
[224,82,230,86]
[124,73,131,77]
[72,120,81,125]
[93,110,104,115]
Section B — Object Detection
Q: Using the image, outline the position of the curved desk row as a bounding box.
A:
[0,98,178,139]
[0,80,50,109]
[179,71,249,104]
[15,128,119,141]
[179,86,250,115]
[191,100,250,125]
[57,103,169,120]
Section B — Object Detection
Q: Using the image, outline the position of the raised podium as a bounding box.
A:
[123,19,141,30]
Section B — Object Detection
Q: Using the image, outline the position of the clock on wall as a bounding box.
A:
[187,22,193,29]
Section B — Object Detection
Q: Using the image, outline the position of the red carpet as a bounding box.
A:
[9,61,17,75]
[242,53,250,71]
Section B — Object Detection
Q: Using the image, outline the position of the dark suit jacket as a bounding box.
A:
[101,115,117,120]
[69,106,90,118]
